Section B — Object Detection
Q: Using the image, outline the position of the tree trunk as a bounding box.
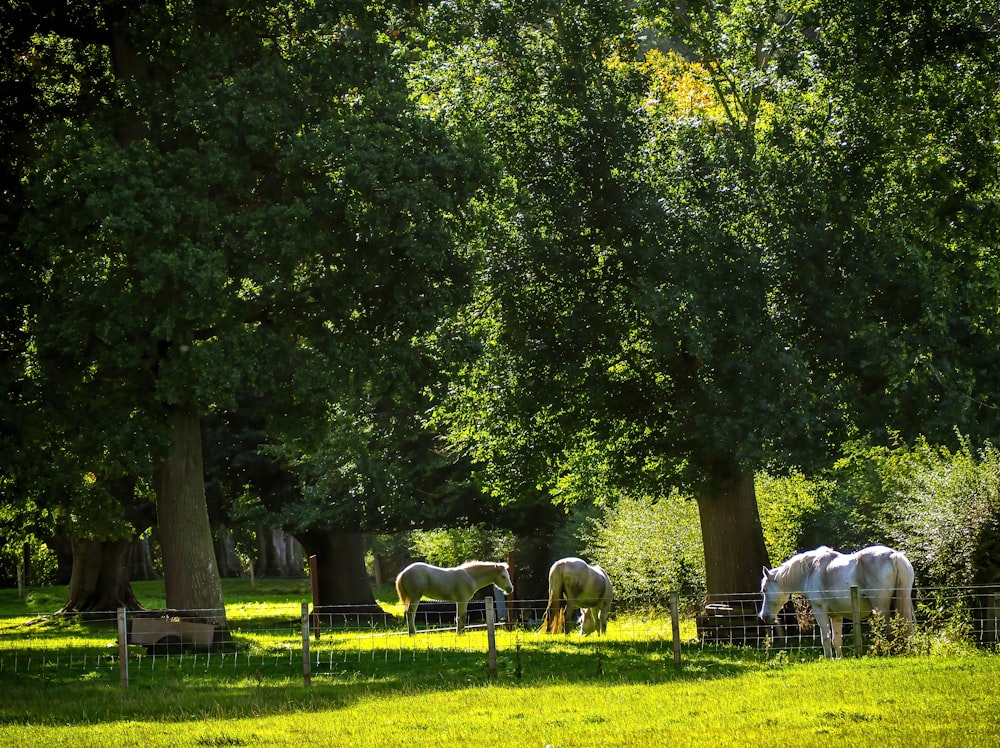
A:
[296,529,380,609]
[126,536,157,581]
[59,538,142,613]
[256,524,304,577]
[696,468,771,596]
[213,527,242,578]
[155,406,226,622]
[278,530,305,577]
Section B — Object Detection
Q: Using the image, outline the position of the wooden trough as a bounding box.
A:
[128,616,218,655]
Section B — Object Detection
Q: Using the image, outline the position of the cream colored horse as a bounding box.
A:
[395,561,513,635]
[759,545,915,658]
[542,557,613,635]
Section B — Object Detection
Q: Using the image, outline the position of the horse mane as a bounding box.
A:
[773,546,836,589]
[457,560,507,570]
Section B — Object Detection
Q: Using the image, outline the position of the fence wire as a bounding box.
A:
[0,586,996,685]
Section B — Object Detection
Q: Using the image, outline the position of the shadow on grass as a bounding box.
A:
[0,634,766,727]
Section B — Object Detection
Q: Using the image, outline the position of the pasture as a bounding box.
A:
[0,580,998,746]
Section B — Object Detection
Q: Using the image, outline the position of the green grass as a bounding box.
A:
[1,581,998,746]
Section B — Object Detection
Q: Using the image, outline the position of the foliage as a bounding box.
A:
[408,525,515,567]
[4,0,495,599]
[890,438,1000,586]
[366,533,414,578]
[828,436,1000,586]
[824,442,907,552]
[0,534,57,588]
[583,491,705,605]
[3,0,1000,605]
[756,471,837,565]
[418,0,1000,596]
[907,590,981,657]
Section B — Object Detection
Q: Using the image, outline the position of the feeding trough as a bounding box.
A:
[128,616,218,655]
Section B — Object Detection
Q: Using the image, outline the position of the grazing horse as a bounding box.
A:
[395,561,513,636]
[542,557,613,635]
[758,545,915,658]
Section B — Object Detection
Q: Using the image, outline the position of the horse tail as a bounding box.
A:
[542,568,565,634]
[891,551,916,623]
[395,569,411,608]
[547,606,565,635]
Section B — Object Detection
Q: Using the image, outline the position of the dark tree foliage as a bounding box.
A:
[8,1,489,609]
[424,0,1000,594]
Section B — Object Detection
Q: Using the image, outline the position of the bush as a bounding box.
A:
[0,534,58,588]
[825,435,1000,587]
[582,490,704,607]
[408,525,515,568]
[756,471,836,565]
[891,437,1000,586]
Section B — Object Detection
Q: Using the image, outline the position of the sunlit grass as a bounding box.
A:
[2,581,999,746]
[0,656,998,746]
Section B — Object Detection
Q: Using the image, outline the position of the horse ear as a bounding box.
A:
[763,566,774,578]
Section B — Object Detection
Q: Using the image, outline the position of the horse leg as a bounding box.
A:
[814,610,834,658]
[831,616,844,658]
[405,602,417,636]
[543,570,564,634]
[456,600,468,634]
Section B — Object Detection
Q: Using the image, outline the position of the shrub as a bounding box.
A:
[408,525,515,568]
[891,437,1000,586]
[826,435,1000,587]
[582,490,704,607]
[756,471,836,565]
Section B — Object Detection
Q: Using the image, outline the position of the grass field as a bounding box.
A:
[1,580,998,746]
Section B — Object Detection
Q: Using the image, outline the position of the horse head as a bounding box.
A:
[578,608,597,635]
[758,566,789,624]
[495,563,514,595]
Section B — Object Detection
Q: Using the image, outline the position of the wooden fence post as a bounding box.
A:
[486,596,497,680]
[301,602,312,687]
[992,593,1000,645]
[309,554,321,640]
[506,550,517,629]
[850,585,863,657]
[670,592,682,669]
[117,608,129,689]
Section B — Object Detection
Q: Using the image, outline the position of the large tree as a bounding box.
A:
[14,1,486,614]
[423,0,1000,594]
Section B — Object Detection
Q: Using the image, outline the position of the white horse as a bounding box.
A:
[758,545,915,658]
[542,557,613,635]
[395,561,513,635]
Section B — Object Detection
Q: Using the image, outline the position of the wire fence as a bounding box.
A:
[695,585,1000,653]
[1,586,996,687]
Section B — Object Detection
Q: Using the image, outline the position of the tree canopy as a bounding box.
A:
[3,0,998,602]
[420,0,1000,593]
[5,0,489,609]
